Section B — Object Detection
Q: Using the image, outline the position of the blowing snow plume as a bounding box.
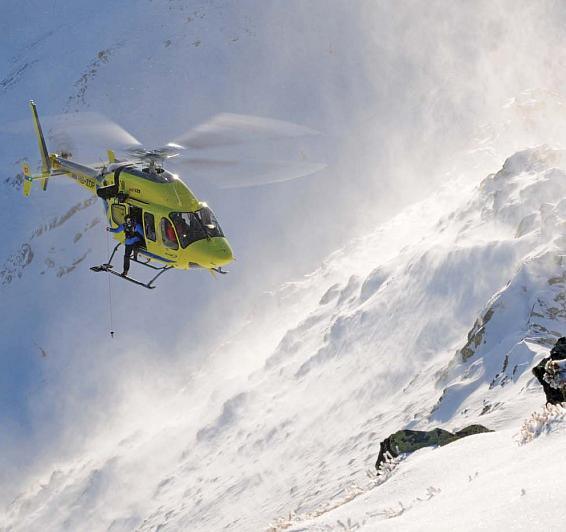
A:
[4,1,566,530]
[5,144,566,530]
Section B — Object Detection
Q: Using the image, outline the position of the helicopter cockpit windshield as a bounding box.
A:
[170,207,224,248]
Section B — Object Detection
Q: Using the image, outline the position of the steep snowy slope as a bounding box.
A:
[3,146,566,530]
[1,0,388,494]
[284,409,566,531]
[6,2,566,530]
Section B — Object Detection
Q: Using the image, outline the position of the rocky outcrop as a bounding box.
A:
[459,307,496,362]
[0,244,33,286]
[375,425,492,471]
[0,197,99,286]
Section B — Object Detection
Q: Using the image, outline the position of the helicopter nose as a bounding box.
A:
[186,238,234,268]
[208,240,233,267]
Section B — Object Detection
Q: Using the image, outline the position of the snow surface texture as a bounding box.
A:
[4,146,566,530]
[5,1,566,530]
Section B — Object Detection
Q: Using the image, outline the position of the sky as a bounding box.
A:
[4,0,566,506]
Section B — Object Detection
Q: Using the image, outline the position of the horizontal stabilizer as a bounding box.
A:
[22,162,33,197]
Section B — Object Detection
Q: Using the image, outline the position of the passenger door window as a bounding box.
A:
[160,218,178,250]
[144,212,156,242]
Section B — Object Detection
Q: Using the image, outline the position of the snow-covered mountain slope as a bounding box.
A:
[3,146,566,530]
[7,2,566,530]
[283,407,566,531]
[1,0,394,492]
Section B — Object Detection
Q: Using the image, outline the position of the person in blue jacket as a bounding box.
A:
[106,214,145,276]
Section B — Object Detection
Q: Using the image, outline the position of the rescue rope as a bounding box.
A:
[105,229,115,338]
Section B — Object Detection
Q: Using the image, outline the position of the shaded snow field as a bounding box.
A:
[4,146,566,530]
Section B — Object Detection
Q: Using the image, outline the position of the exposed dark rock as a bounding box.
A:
[375,424,492,472]
[56,251,90,278]
[532,337,566,405]
[0,60,39,92]
[460,306,495,361]
[4,172,24,191]
[65,46,121,111]
[31,197,97,239]
[0,244,33,286]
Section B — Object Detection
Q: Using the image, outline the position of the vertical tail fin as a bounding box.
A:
[29,100,51,190]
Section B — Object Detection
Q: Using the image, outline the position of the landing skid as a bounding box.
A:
[90,243,173,289]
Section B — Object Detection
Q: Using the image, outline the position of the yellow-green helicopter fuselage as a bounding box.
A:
[22,101,233,286]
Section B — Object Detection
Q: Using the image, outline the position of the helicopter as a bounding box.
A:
[21,101,324,289]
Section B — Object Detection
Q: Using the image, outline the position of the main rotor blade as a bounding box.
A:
[46,112,142,150]
[3,111,141,154]
[170,157,326,188]
[172,113,320,150]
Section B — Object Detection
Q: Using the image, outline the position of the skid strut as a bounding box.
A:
[91,243,173,289]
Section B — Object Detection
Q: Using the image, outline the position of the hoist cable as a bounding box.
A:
[105,229,115,338]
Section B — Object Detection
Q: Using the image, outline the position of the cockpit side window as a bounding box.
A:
[170,208,224,248]
[171,212,206,248]
[160,217,178,250]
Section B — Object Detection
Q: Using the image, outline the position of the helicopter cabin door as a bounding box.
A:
[110,203,127,226]
[127,206,146,251]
